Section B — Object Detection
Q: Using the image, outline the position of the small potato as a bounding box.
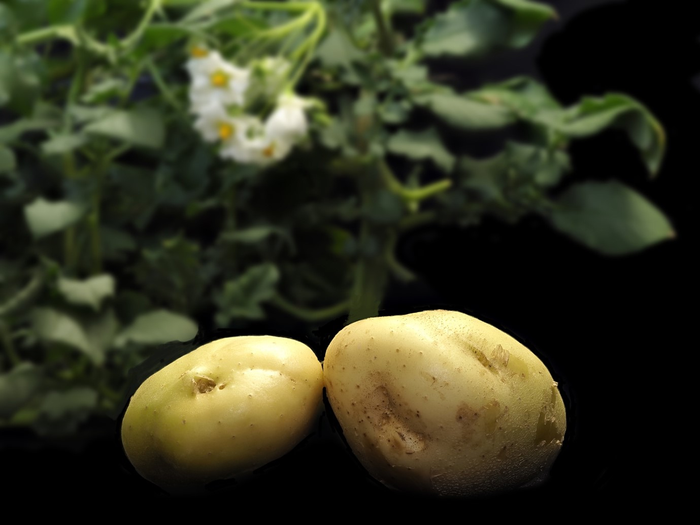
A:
[323,310,566,497]
[121,336,323,493]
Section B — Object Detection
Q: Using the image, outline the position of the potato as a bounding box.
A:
[323,310,566,497]
[121,335,323,493]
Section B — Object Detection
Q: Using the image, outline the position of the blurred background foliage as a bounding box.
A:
[0,0,683,443]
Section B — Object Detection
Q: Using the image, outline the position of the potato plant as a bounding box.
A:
[0,0,673,445]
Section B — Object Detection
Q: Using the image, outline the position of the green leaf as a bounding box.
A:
[503,142,570,187]
[133,24,191,58]
[211,14,268,38]
[215,263,280,323]
[363,189,405,225]
[0,49,43,115]
[468,76,562,119]
[554,94,666,176]
[31,307,103,363]
[0,362,42,419]
[494,0,558,47]
[82,308,120,357]
[3,0,48,32]
[457,153,508,203]
[48,0,88,24]
[115,309,198,347]
[0,145,16,173]
[180,0,238,23]
[80,77,129,105]
[420,0,555,58]
[389,63,429,87]
[23,197,86,239]
[57,273,116,311]
[83,108,165,149]
[315,27,364,84]
[33,387,98,436]
[100,225,137,261]
[0,5,18,47]
[0,102,62,143]
[387,127,455,172]
[378,97,412,124]
[388,0,426,15]
[67,104,113,124]
[40,133,87,156]
[220,226,293,249]
[549,180,675,256]
[414,91,515,130]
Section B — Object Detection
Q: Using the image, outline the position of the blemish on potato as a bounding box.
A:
[534,406,563,446]
[491,344,510,367]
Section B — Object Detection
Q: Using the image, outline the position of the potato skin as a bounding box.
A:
[323,310,566,497]
[121,336,323,493]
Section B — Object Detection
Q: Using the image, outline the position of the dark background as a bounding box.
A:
[2,0,695,511]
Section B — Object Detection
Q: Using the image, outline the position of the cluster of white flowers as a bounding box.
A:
[186,45,310,166]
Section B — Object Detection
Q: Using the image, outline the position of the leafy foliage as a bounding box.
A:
[549,181,675,255]
[0,0,674,437]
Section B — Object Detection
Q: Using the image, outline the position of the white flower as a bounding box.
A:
[188,51,250,109]
[251,56,292,98]
[219,116,294,166]
[264,92,310,142]
[184,44,212,77]
[192,103,243,143]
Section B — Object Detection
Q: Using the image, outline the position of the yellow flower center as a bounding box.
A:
[210,70,229,88]
[218,122,234,141]
[190,46,208,58]
[262,143,276,158]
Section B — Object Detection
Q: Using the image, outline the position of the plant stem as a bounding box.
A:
[121,0,163,51]
[88,193,102,275]
[239,1,316,13]
[269,295,349,322]
[369,0,394,56]
[16,25,76,47]
[61,51,88,273]
[378,160,452,204]
[0,320,21,369]
[347,219,389,324]
[145,58,183,113]
[384,231,416,282]
[0,268,46,318]
[347,160,392,324]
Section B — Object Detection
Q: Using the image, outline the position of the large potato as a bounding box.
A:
[323,310,566,497]
[121,336,323,493]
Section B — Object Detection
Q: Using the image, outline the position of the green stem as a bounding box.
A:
[398,210,437,232]
[0,267,46,319]
[64,228,78,273]
[256,10,313,41]
[378,160,452,203]
[88,199,102,275]
[145,58,183,113]
[121,0,163,50]
[16,25,77,47]
[62,51,88,273]
[347,220,389,324]
[88,154,110,275]
[287,5,326,89]
[0,320,21,369]
[384,231,415,282]
[269,295,349,322]
[402,179,453,202]
[346,160,394,324]
[369,0,394,56]
[239,1,316,13]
